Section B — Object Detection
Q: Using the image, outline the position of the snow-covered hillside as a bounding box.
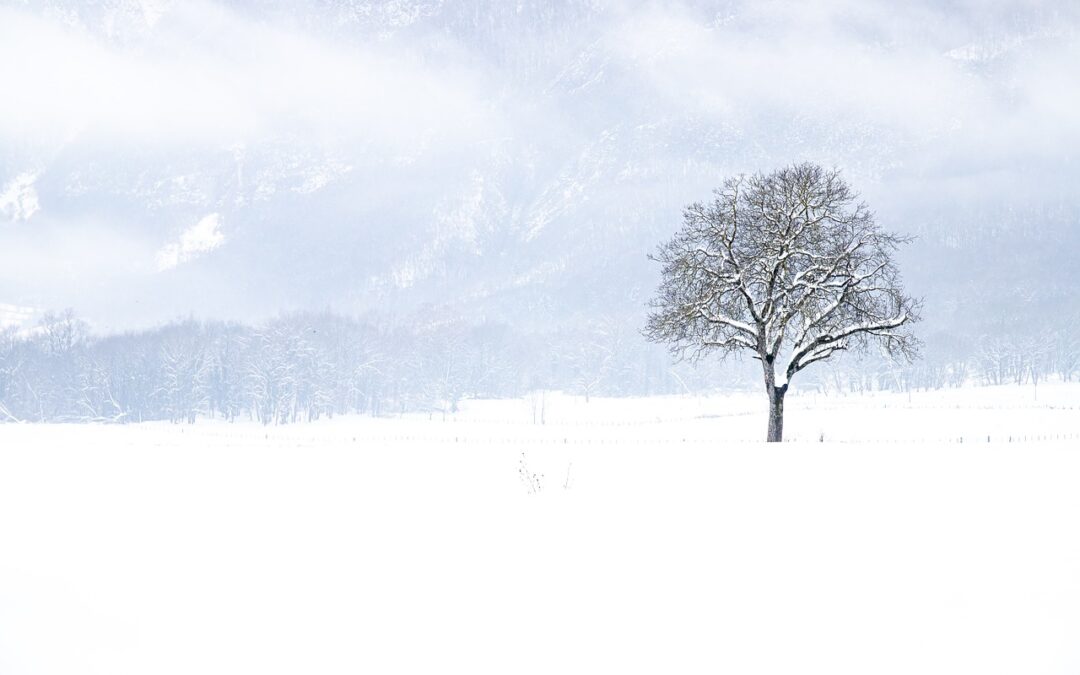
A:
[2,1,1078,336]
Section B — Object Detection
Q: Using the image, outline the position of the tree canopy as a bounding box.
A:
[645,163,921,440]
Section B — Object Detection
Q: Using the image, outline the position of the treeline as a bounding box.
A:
[1,309,1078,424]
[0,309,675,424]
[806,327,1080,395]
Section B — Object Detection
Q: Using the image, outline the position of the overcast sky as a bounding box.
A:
[1,0,1077,330]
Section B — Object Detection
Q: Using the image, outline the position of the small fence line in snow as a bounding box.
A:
[137,427,1080,447]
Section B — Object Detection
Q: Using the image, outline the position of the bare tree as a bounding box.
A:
[645,163,920,442]
[156,321,212,424]
[0,326,27,422]
[1053,323,1080,382]
[571,319,621,403]
[39,309,87,356]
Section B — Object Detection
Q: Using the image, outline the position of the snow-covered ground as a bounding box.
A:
[2,383,1079,674]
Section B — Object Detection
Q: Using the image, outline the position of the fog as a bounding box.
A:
[1,0,1078,404]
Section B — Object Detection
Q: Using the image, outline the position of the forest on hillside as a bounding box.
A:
[2,306,1077,424]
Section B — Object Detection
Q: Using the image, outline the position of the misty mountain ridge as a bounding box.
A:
[1,0,1077,345]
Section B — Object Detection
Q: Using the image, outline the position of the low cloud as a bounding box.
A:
[0,0,1076,327]
[0,2,499,153]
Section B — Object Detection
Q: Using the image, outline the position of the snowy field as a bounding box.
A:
[2,383,1079,674]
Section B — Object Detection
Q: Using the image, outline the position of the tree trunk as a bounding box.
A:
[767,385,786,443]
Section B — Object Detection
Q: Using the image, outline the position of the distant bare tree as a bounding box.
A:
[645,163,920,442]
[572,319,621,403]
[156,321,211,424]
[0,326,26,422]
[976,336,1012,386]
[39,309,87,356]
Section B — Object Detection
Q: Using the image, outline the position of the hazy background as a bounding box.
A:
[1,0,1077,350]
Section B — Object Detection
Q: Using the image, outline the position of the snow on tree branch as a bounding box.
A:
[645,162,921,441]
